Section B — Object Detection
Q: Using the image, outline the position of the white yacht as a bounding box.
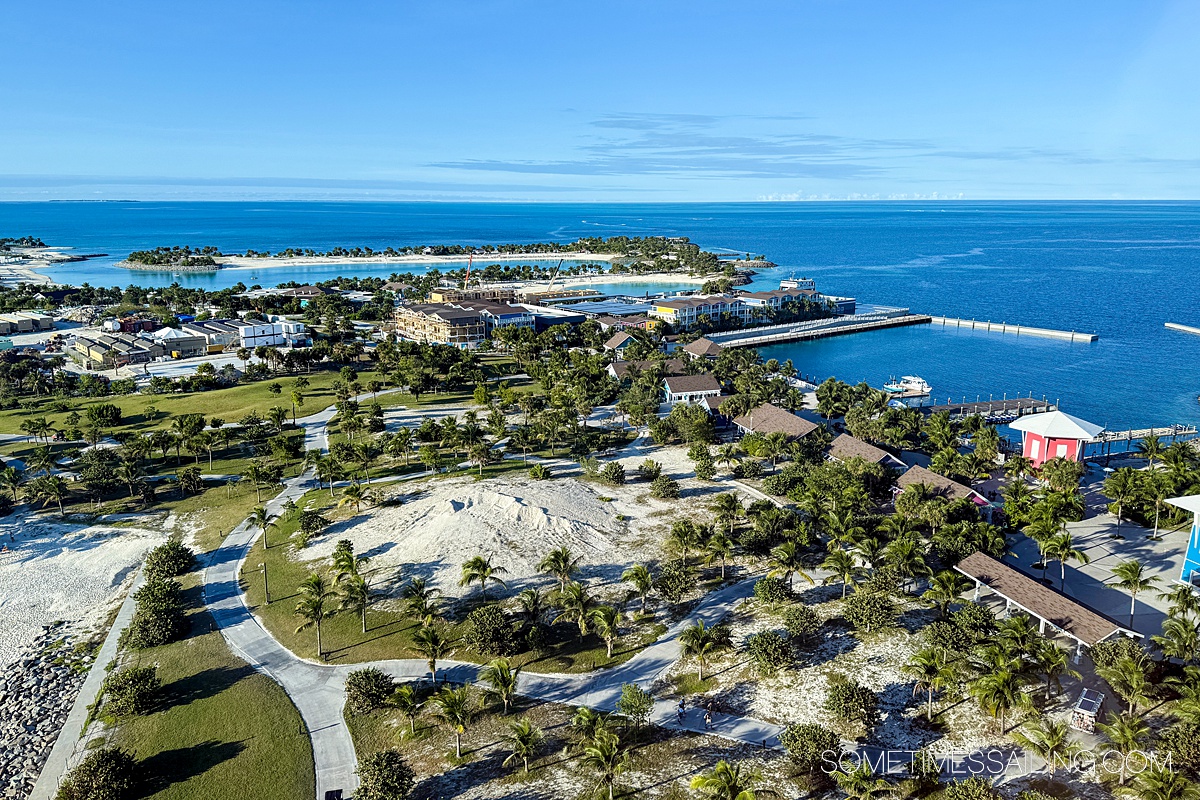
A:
[883,375,931,396]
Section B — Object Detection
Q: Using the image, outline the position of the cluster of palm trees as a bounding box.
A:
[292,540,376,657]
[903,613,1078,731]
[1104,436,1200,536]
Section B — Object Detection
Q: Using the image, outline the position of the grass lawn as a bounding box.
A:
[240,487,667,672]
[109,576,315,800]
[0,366,384,435]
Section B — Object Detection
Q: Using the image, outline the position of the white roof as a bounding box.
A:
[151,327,198,340]
[1008,410,1104,440]
[1167,495,1200,515]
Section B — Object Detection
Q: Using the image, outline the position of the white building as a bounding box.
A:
[663,374,723,405]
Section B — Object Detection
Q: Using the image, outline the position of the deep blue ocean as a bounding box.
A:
[2,201,1198,431]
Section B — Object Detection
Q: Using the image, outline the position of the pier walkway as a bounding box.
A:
[706,311,930,348]
[929,316,1098,343]
[919,397,1057,422]
[1166,322,1200,336]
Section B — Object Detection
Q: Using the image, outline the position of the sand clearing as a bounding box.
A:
[0,511,166,670]
[299,445,730,603]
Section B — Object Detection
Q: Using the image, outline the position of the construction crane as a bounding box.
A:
[545,259,564,292]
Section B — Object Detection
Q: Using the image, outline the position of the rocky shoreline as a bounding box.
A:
[0,625,95,799]
[116,260,220,272]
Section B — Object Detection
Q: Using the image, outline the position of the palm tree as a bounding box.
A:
[306,451,343,499]
[554,582,598,638]
[1042,531,1090,591]
[1011,717,1081,771]
[330,541,369,582]
[767,540,814,590]
[1105,468,1141,536]
[1123,764,1200,800]
[391,685,423,736]
[1136,434,1165,469]
[538,546,582,592]
[833,759,892,800]
[1108,559,1160,627]
[294,572,335,659]
[714,444,743,473]
[1158,584,1200,619]
[480,657,520,714]
[709,492,744,535]
[467,442,494,476]
[902,647,957,721]
[115,461,144,498]
[668,520,703,563]
[339,574,373,634]
[1096,711,1150,785]
[690,759,759,800]
[621,564,654,613]
[1034,639,1080,702]
[703,531,735,580]
[412,626,451,679]
[515,588,546,624]
[883,536,931,582]
[0,466,24,503]
[249,505,277,547]
[431,685,476,759]
[500,717,544,774]
[29,474,69,515]
[402,578,442,627]
[679,620,732,681]
[969,669,1029,731]
[821,549,862,600]
[580,728,629,800]
[1096,655,1153,714]
[459,555,508,599]
[1153,617,1200,663]
[590,605,621,658]
[338,483,375,513]
[922,570,972,617]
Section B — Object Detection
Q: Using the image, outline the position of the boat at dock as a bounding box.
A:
[883,375,931,397]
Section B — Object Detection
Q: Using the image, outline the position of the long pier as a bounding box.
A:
[708,312,930,348]
[918,397,1058,422]
[929,316,1098,343]
[1166,322,1200,336]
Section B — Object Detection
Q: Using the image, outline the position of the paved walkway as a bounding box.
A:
[29,570,146,800]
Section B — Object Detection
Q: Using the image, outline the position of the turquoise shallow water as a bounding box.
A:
[1,200,1198,429]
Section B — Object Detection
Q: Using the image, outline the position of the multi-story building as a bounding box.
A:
[447,300,535,332]
[182,319,242,351]
[427,287,517,304]
[648,295,750,329]
[394,303,487,349]
[73,331,165,369]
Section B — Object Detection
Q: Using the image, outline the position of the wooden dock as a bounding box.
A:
[918,397,1058,422]
[929,316,1098,343]
[1166,322,1200,337]
[1088,425,1199,444]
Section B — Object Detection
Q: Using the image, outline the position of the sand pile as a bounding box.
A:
[0,512,163,670]
[302,473,665,601]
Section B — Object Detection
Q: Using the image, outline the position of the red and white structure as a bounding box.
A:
[1009,410,1104,468]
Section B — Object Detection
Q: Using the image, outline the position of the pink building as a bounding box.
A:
[1009,410,1104,468]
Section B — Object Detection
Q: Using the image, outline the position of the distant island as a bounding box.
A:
[115,237,772,281]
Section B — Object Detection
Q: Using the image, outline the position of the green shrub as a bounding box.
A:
[654,561,693,604]
[753,576,793,605]
[693,455,716,481]
[842,590,897,634]
[463,604,518,656]
[779,723,841,774]
[734,458,763,479]
[56,747,137,800]
[1157,721,1200,774]
[356,749,415,800]
[1086,636,1146,669]
[943,777,1002,800]
[782,605,821,641]
[650,475,680,499]
[600,462,626,486]
[142,540,196,582]
[746,630,791,675]
[823,673,878,729]
[102,666,160,717]
[529,464,552,480]
[123,579,188,649]
[345,667,396,716]
[951,603,996,643]
[637,459,662,481]
[616,683,654,727]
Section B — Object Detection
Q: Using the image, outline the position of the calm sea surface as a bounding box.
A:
[1,201,1198,430]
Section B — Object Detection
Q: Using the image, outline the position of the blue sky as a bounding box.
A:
[3,1,1199,201]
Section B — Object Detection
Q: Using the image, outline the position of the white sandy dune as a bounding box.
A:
[0,512,164,669]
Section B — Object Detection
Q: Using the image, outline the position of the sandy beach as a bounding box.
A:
[0,510,170,671]
[214,250,621,269]
[0,247,71,286]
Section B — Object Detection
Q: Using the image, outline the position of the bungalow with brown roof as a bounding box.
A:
[895,464,990,509]
[733,403,818,440]
[681,337,724,361]
[828,433,907,470]
[603,331,636,354]
[663,373,722,405]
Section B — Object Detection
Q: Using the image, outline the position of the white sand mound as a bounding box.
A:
[0,512,164,670]
[302,474,664,601]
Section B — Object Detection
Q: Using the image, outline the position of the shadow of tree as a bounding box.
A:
[136,739,247,797]
[165,664,255,708]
